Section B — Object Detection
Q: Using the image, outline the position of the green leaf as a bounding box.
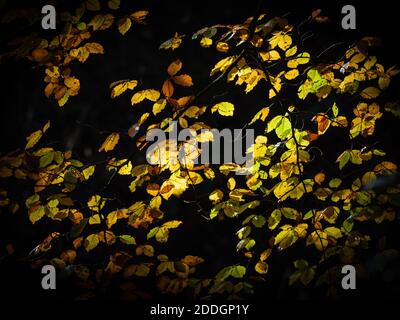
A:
[39,151,54,168]
[268,209,281,230]
[70,218,88,238]
[119,235,136,245]
[84,234,99,252]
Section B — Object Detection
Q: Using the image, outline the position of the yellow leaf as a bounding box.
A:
[211,102,234,116]
[285,69,299,80]
[25,121,50,150]
[153,98,167,115]
[167,59,182,76]
[64,77,80,91]
[106,210,118,228]
[146,183,160,197]
[29,205,45,224]
[89,214,101,224]
[216,42,229,53]
[255,261,269,274]
[360,87,380,99]
[118,161,132,175]
[162,220,182,229]
[210,56,236,76]
[131,89,160,105]
[200,37,212,47]
[160,180,175,200]
[110,80,138,98]
[87,195,105,212]
[227,177,236,190]
[307,230,328,251]
[84,234,99,252]
[82,165,95,180]
[259,50,280,61]
[209,189,223,204]
[361,171,376,186]
[287,52,310,68]
[249,107,270,125]
[285,46,297,57]
[269,32,292,51]
[118,17,132,35]
[99,133,120,152]
[84,42,104,54]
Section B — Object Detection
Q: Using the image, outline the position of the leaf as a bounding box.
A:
[227,177,236,190]
[324,227,342,239]
[159,32,184,50]
[84,234,99,252]
[99,133,120,152]
[87,195,105,212]
[110,80,138,98]
[314,172,325,185]
[108,0,120,10]
[216,265,246,281]
[131,89,160,105]
[167,59,182,76]
[255,261,269,274]
[25,121,50,150]
[181,255,204,266]
[269,32,292,51]
[361,87,380,99]
[162,79,174,97]
[118,17,132,35]
[259,50,280,61]
[200,37,212,47]
[307,230,328,251]
[268,209,281,230]
[249,107,270,125]
[39,151,54,168]
[119,235,136,245]
[209,189,223,204]
[211,102,234,116]
[29,205,45,224]
[173,74,193,87]
[153,98,167,115]
[85,42,104,54]
[361,171,376,186]
[162,220,182,229]
[89,14,114,31]
[329,178,342,188]
[130,11,149,24]
[86,0,100,11]
[336,150,350,170]
[285,69,299,80]
[287,52,310,68]
[82,165,95,180]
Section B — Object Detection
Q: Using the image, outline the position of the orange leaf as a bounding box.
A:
[162,79,174,97]
[173,74,193,87]
[167,59,182,76]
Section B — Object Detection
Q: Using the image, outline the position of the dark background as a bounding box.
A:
[0,0,399,300]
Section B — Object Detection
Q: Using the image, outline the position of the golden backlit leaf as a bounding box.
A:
[99,133,120,152]
[25,121,50,150]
